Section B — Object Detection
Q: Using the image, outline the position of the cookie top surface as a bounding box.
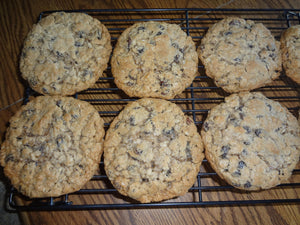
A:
[198,17,282,93]
[104,98,204,203]
[20,12,112,96]
[280,25,300,84]
[111,21,198,99]
[0,96,105,198]
[201,92,300,190]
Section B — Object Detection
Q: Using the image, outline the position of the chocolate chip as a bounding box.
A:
[220,145,230,158]
[243,141,250,145]
[127,37,132,49]
[166,169,171,176]
[29,77,38,86]
[224,31,232,36]
[255,129,262,137]
[75,41,83,47]
[97,30,102,40]
[203,122,209,132]
[232,170,241,177]
[229,19,241,26]
[5,154,14,163]
[56,51,63,58]
[174,54,180,64]
[156,31,162,36]
[129,116,136,126]
[163,127,176,140]
[56,100,62,107]
[234,58,242,63]
[242,149,248,156]
[266,103,272,111]
[76,31,85,38]
[244,181,252,188]
[138,48,144,54]
[159,79,169,87]
[134,148,143,155]
[243,126,251,133]
[22,109,35,117]
[82,69,93,78]
[172,43,179,49]
[142,178,149,182]
[184,141,192,161]
[42,87,49,94]
[248,44,254,49]
[238,161,246,169]
[126,82,134,86]
[137,26,145,31]
[159,24,165,30]
[56,136,64,148]
[239,113,245,120]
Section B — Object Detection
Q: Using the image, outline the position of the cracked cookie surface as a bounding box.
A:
[198,17,281,93]
[201,92,300,190]
[0,96,105,198]
[111,21,198,99]
[104,98,204,203]
[280,25,300,84]
[20,12,112,95]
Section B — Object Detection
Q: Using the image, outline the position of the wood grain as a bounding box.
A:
[1,0,300,225]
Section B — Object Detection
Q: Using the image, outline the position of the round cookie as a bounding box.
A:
[198,17,282,93]
[20,12,112,96]
[201,92,300,190]
[104,98,204,203]
[0,96,105,198]
[111,21,198,99]
[280,25,300,84]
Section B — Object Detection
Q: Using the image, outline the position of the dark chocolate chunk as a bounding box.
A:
[129,116,136,126]
[243,126,251,134]
[244,181,252,188]
[220,145,230,159]
[238,161,246,169]
[254,129,262,137]
[203,122,209,132]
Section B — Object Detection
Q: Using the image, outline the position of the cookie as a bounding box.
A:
[111,21,198,99]
[280,25,300,84]
[104,98,204,203]
[198,17,282,93]
[20,12,112,96]
[201,92,300,190]
[0,96,105,198]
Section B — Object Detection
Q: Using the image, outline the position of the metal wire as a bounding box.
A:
[7,8,300,211]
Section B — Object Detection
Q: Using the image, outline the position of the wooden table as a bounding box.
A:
[1,0,300,224]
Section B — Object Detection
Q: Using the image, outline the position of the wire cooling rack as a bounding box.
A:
[6,8,300,211]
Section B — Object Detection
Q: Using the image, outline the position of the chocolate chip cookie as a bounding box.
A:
[201,92,300,190]
[198,17,282,93]
[0,96,105,198]
[111,21,198,99]
[20,12,112,95]
[104,98,204,203]
[280,25,300,84]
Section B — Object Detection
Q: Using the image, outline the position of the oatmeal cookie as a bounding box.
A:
[111,21,198,99]
[20,12,112,95]
[104,98,204,203]
[0,96,105,198]
[280,25,300,84]
[201,92,300,190]
[198,17,281,93]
